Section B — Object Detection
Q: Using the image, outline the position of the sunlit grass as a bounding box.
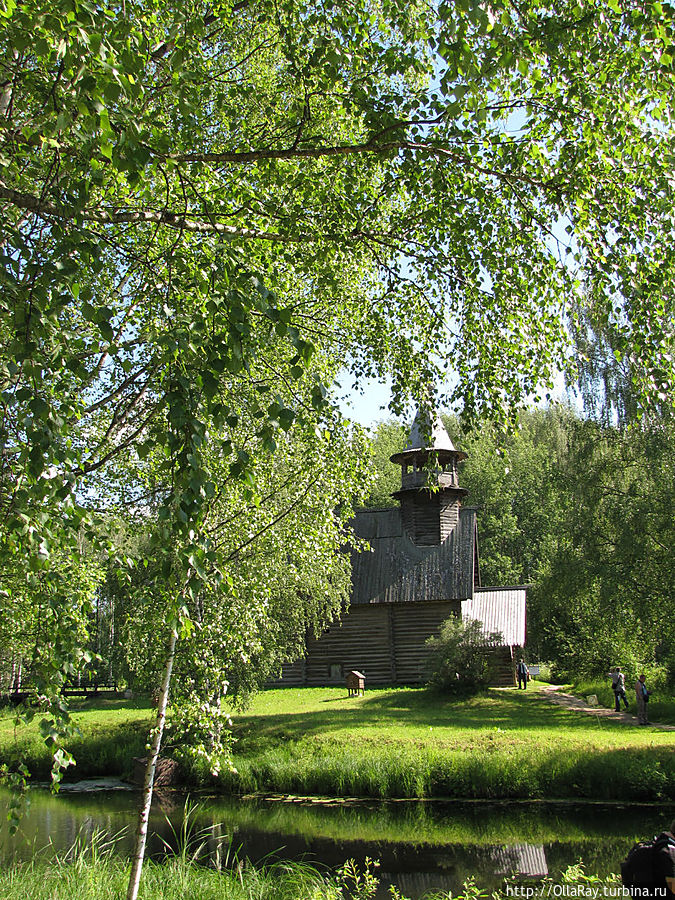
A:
[0,854,349,900]
[229,683,675,754]
[1,685,674,800]
[213,684,675,800]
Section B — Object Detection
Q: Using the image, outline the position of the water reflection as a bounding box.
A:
[0,786,671,899]
[492,845,548,878]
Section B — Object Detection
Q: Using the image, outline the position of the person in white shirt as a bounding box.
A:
[614,667,629,711]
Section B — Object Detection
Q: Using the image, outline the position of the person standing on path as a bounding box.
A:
[614,667,629,711]
[635,673,651,725]
[517,658,529,690]
[608,667,619,702]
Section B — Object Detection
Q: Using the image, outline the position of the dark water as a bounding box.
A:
[1,784,673,898]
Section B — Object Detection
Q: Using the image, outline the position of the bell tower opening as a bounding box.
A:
[390,411,468,546]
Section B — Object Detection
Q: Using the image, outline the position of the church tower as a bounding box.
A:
[390,412,468,546]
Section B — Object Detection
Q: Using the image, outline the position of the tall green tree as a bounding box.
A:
[359,420,407,509]
[447,408,571,586]
[531,420,675,682]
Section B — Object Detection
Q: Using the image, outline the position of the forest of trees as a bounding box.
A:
[365,407,675,686]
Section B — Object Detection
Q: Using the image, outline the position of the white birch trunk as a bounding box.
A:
[0,49,18,118]
[126,623,178,900]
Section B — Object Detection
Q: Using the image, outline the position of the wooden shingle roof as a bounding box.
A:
[390,412,467,464]
[350,506,477,604]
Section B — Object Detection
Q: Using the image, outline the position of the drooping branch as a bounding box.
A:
[75,405,160,476]
[0,180,294,241]
[0,138,556,240]
[169,139,550,192]
[78,364,152,420]
[224,476,316,561]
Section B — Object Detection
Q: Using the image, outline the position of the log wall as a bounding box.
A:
[350,507,476,605]
[274,600,461,686]
[400,492,440,545]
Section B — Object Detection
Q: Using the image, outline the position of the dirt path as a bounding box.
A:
[537,684,675,731]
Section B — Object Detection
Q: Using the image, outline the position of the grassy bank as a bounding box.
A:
[215,741,675,800]
[1,685,674,800]
[211,689,675,800]
[0,698,152,780]
[0,854,618,900]
[0,855,362,900]
[206,684,675,801]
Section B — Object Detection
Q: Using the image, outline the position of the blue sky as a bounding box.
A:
[336,374,396,427]
[335,370,580,428]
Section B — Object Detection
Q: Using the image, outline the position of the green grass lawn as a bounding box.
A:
[229,681,675,753]
[211,682,675,800]
[1,684,674,800]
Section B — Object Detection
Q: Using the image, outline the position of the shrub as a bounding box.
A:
[425,617,503,693]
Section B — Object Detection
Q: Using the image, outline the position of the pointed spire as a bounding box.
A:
[406,411,458,455]
[390,409,467,465]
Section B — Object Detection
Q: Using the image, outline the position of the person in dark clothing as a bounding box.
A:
[623,819,675,899]
[652,820,675,898]
[516,658,529,690]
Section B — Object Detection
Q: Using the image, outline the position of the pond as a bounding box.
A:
[0,784,670,898]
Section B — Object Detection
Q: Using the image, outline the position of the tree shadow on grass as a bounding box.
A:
[232,686,639,751]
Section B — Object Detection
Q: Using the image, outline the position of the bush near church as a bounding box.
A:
[426,617,504,694]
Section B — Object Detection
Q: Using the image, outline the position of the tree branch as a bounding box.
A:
[0,180,296,241]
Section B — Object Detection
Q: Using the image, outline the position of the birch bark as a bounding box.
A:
[126,623,178,900]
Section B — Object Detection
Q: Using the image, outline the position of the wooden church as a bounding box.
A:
[277,415,526,686]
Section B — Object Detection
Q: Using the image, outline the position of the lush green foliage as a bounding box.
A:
[360,421,408,509]
[445,409,571,588]
[2,0,675,848]
[532,422,675,682]
[425,616,503,693]
[115,424,371,702]
[1,0,673,890]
